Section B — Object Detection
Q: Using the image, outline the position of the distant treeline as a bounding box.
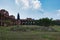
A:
[21,18,60,27]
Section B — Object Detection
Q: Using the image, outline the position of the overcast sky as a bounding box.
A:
[0,0,60,19]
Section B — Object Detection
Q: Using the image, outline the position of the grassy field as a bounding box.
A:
[0,25,60,40]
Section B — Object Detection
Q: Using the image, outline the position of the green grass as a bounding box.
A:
[51,25,60,31]
[0,31,60,40]
[0,25,60,40]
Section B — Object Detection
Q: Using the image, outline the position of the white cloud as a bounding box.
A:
[57,10,60,13]
[56,10,60,16]
[15,0,42,9]
[32,0,41,9]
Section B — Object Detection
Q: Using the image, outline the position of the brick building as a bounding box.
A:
[0,9,35,26]
[0,9,16,26]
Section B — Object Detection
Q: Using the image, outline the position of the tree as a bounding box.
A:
[17,13,20,20]
[39,18,53,27]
